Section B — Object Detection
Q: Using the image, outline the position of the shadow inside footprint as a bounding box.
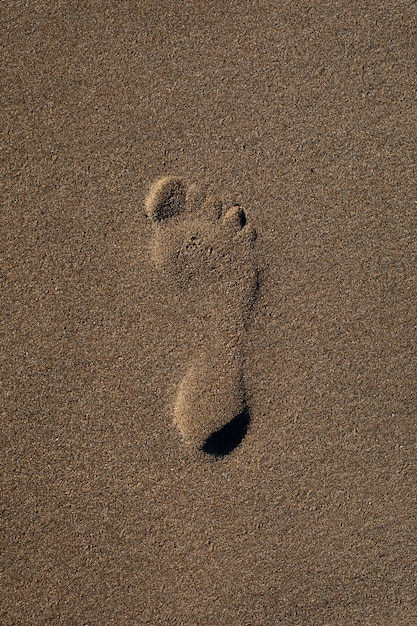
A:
[201,407,250,457]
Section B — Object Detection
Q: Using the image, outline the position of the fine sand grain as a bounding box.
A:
[2,1,416,624]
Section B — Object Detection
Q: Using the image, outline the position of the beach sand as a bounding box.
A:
[2,1,416,624]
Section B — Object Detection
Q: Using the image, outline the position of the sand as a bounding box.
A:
[2,1,416,624]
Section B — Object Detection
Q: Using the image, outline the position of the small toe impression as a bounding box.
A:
[201,196,223,221]
[186,183,206,212]
[201,406,250,457]
[145,176,186,222]
[223,205,247,234]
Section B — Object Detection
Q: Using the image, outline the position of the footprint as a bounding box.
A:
[145,176,258,456]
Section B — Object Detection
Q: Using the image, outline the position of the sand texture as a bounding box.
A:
[2,1,416,624]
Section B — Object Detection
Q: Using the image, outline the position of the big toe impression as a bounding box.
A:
[145,176,186,222]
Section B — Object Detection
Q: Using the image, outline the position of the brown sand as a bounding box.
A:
[2,1,416,624]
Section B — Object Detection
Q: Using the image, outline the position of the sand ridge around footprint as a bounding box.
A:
[145,176,258,455]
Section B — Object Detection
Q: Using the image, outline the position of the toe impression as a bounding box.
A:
[145,176,186,222]
[223,205,247,235]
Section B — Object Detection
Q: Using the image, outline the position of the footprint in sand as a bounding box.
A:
[145,176,258,456]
